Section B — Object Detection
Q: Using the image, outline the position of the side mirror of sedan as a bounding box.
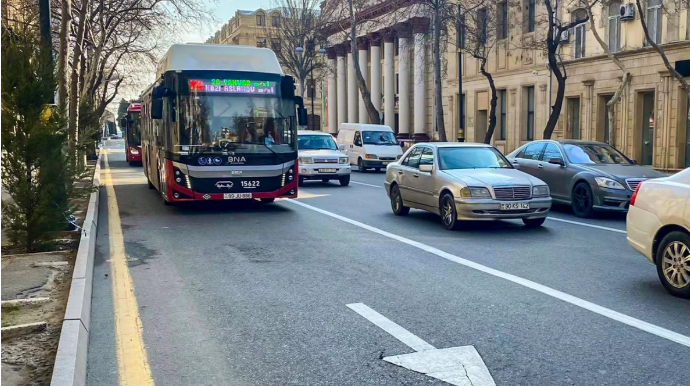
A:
[419,164,433,173]
[548,158,565,167]
[510,160,520,170]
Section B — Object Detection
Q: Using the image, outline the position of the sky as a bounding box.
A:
[179,0,274,44]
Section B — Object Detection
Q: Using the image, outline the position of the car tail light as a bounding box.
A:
[630,181,643,206]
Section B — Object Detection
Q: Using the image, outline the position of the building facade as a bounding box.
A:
[319,0,690,171]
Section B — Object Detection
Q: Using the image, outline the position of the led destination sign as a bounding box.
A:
[188,79,277,95]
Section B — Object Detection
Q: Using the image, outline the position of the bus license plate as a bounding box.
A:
[223,193,252,200]
[318,168,337,173]
[500,203,530,210]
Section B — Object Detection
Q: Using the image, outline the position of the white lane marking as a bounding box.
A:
[347,303,496,386]
[547,217,626,234]
[288,200,690,349]
[350,180,383,188]
[347,303,436,352]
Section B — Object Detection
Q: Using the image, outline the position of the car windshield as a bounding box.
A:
[363,131,397,145]
[178,94,296,154]
[298,135,337,150]
[125,112,141,146]
[438,147,512,170]
[563,143,631,165]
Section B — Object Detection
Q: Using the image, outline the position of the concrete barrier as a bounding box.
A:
[50,155,102,386]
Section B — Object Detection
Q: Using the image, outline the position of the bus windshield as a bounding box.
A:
[179,94,296,154]
[126,112,141,146]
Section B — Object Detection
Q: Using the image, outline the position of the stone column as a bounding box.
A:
[659,70,672,169]
[396,23,412,139]
[582,79,595,140]
[383,30,396,129]
[335,45,348,129]
[370,33,382,121]
[347,43,358,123]
[357,37,369,124]
[412,18,430,141]
[326,47,338,136]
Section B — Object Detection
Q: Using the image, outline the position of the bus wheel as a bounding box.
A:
[260,198,275,204]
[147,178,155,190]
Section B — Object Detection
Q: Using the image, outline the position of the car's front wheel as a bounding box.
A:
[440,193,460,230]
[298,176,305,186]
[656,231,690,298]
[572,182,594,218]
[358,158,367,173]
[522,217,546,228]
[339,175,350,186]
[390,184,409,216]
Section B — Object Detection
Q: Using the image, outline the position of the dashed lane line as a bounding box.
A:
[103,151,155,386]
[287,199,690,349]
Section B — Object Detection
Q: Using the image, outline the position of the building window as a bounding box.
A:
[256,12,266,27]
[256,37,267,47]
[271,14,281,27]
[526,86,535,140]
[498,2,508,39]
[608,2,621,52]
[646,0,663,45]
[573,9,587,59]
[477,8,488,44]
[499,90,507,140]
[567,98,581,139]
[525,0,536,33]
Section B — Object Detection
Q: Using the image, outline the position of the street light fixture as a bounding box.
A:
[295,42,326,130]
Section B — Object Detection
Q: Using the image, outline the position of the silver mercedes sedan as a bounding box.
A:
[384,143,552,230]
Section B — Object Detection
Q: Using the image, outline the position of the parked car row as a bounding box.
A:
[297,125,688,298]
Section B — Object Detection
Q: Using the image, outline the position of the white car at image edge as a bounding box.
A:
[626,168,690,298]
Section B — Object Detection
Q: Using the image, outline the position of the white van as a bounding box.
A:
[337,124,403,172]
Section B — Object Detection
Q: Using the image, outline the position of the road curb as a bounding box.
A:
[50,155,102,386]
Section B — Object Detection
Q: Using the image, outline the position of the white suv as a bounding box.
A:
[627,168,690,298]
[297,131,351,186]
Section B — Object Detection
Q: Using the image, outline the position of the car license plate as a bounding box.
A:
[318,168,337,173]
[500,203,530,210]
[223,193,252,200]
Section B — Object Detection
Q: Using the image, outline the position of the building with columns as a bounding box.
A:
[319,0,690,171]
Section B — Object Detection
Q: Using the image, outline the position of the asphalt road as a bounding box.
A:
[87,139,689,386]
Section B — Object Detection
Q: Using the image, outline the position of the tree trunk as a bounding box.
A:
[543,0,566,140]
[57,0,71,112]
[433,7,446,141]
[68,0,91,165]
[479,59,498,144]
[348,0,381,124]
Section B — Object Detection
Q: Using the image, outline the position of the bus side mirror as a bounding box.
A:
[151,98,163,120]
[295,96,308,126]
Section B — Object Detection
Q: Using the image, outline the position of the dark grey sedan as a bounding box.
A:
[506,140,666,217]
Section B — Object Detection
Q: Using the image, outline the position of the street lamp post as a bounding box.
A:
[296,42,326,131]
[456,1,464,142]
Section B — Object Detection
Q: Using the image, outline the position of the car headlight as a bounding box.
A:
[594,177,625,190]
[461,187,492,198]
[299,157,313,164]
[532,185,550,197]
[365,154,378,159]
[339,157,348,164]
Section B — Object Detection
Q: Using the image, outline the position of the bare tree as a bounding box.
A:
[67,0,91,162]
[462,0,500,144]
[57,0,71,112]
[264,0,326,99]
[580,0,631,147]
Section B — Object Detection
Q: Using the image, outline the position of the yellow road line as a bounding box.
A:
[103,151,155,386]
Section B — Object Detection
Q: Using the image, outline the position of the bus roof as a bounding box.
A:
[127,103,142,112]
[156,44,284,78]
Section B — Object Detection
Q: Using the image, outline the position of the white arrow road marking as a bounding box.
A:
[288,200,690,349]
[347,303,496,386]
